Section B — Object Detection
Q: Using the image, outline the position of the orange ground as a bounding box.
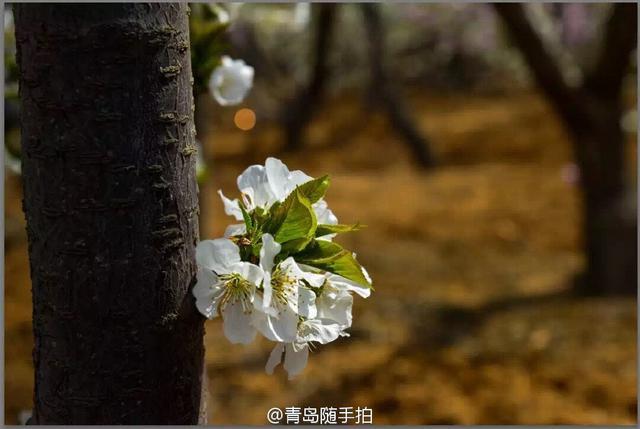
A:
[5,90,637,424]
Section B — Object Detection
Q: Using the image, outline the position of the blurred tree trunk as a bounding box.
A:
[283,4,435,168]
[15,3,207,423]
[361,3,435,168]
[283,3,337,151]
[495,3,637,295]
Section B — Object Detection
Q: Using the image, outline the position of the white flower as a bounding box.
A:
[219,157,338,237]
[4,9,14,32]
[17,409,32,426]
[312,270,373,329]
[210,3,230,25]
[313,199,338,240]
[315,285,353,328]
[265,318,347,380]
[193,236,270,344]
[209,56,254,106]
[292,2,311,30]
[219,157,310,216]
[252,253,326,343]
[4,148,21,175]
[325,271,372,299]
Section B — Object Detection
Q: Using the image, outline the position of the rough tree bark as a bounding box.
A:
[361,3,435,168]
[15,4,206,424]
[494,3,637,295]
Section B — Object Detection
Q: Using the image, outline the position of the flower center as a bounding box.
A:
[270,265,297,306]
[218,273,253,312]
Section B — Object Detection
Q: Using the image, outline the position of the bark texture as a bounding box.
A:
[15,3,205,424]
[494,3,637,295]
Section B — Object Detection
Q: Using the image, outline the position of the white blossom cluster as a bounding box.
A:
[193,158,372,379]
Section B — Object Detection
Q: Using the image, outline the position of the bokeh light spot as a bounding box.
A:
[234,108,256,131]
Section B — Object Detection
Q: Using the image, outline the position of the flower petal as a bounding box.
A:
[313,200,338,225]
[217,190,244,221]
[362,266,372,285]
[268,309,299,342]
[280,257,325,288]
[284,343,309,380]
[253,307,298,343]
[252,292,275,315]
[258,234,281,309]
[196,239,240,274]
[313,200,339,240]
[260,271,274,313]
[298,287,317,319]
[221,301,257,344]
[237,165,273,208]
[193,269,223,319]
[317,291,353,327]
[221,55,232,67]
[259,233,281,273]
[265,342,285,375]
[224,223,247,238]
[265,157,293,201]
[209,57,254,106]
[299,318,344,344]
[327,272,371,298]
[290,170,313,187]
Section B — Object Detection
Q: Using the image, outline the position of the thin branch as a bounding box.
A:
[493,3,586,129]
[584,3,638,100]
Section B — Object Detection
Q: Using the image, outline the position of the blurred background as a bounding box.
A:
[4,2,637,424]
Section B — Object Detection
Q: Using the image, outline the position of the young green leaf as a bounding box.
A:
[240,204,253,232]
[268,189,317,246]
[296,175,330,204]
[316,223,364,237]
[296,240,372,288]
[280,236,314,254]
[296,239,347,262]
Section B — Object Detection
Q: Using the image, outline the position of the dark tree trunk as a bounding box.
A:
[575,99,636,295]
[361,3,435,168]
[494,3,637,295]
[283,3,337,151]
[15,3,206,424]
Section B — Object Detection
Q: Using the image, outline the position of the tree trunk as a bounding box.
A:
[581,186,637,295]
[494,3,637,295]
[283,3,337,151]
[574,100,636,295]
[361,3,435,168]
[15,3,206,424]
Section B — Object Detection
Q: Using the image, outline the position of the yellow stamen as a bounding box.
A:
[218,273,253,312]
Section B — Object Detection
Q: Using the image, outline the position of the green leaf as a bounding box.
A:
[268,189,317,250]
[296,175,330,204]
[296,239,348,263]
[316,222,365,237]
[240,204,253,232]
[280,237,314,254]
[296,240,372,288]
